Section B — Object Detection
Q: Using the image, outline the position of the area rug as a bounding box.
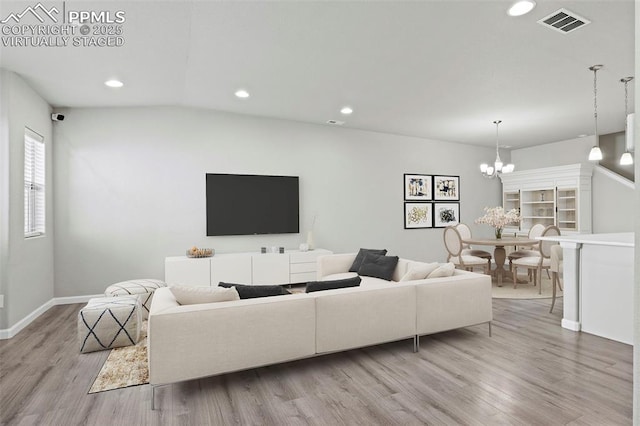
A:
[491,273,562,299]
[88,321,149,393]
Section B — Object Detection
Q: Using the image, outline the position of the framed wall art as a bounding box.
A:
[433,175,460,201]
[404,174,432,201]
[433,203,460,228]
[404,202,433,229]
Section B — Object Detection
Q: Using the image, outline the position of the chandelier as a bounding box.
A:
[480,120,514,178]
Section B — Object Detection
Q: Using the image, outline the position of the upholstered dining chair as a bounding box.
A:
[511,225,560,293]
[443,226,491,274]
[508,223,546,272]
[454,223,492,270]
[549,244,563,313]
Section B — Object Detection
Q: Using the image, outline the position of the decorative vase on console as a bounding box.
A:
[306,230,314,250]
[306,214,317,251]
[495,228,503,239]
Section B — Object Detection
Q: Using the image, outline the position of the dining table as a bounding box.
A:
[461,236,538,286]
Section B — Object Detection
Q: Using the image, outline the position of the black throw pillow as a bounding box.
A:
[348,248,388,272]
[305,276,362,293]
[218,282,290,299]
[358,253,399,281]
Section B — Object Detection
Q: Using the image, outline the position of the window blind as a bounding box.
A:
[24,128,45,238]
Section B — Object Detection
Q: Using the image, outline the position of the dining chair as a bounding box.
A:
[549,244,563,313]
[443,226,491,274]
[454,223,492,270]
[508,223,546,271]
[511,225,561,293]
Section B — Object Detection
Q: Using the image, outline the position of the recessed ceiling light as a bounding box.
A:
[235,89,250,99]
[340,106,353,115]
[104,79,123,88]
[508,0,536,16]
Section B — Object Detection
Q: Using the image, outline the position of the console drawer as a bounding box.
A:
[290,262,316,274]
[290,272,317,283]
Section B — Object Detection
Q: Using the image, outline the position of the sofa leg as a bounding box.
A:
[488,322,492,337]
[414,335,420,352]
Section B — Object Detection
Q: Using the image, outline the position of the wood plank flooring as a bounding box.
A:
[0,298,632,425]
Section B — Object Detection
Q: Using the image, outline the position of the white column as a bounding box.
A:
[560,241,582,331]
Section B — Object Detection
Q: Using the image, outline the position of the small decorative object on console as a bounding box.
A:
[186,246,214,258]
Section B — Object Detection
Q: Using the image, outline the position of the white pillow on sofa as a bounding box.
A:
[170,285,240,305]
[400,262,440,281]
[427,262,456,278]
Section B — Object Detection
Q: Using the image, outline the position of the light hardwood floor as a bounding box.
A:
[0,298,632,425]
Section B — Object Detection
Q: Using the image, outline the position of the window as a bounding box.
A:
[24,128,45,238]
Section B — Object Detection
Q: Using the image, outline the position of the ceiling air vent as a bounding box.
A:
[537,8,591,34]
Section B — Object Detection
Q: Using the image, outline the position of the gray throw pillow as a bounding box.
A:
[218,282,291,299]
[349,248,388,272]
[358,253,399,281]
[305,276,362,293]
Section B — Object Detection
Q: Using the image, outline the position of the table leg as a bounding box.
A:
[493,246,506,287]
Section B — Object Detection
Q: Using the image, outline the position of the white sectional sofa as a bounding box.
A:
[318,253,493,339]
[148,253,492,409]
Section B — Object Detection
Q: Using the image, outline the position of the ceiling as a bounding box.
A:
[0,1,635,148]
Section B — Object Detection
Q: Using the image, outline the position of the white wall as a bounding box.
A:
[52,106,501,297]
[0,70,9,329]
[512,135,635,233]
[512,136,593,169]
[0,70,54,330]
[633,4,639,423]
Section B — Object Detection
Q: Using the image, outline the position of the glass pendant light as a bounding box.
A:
[588,65,603,161]
[619,76,634,165]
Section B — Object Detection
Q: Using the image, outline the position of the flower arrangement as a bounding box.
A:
[475,206,521,239]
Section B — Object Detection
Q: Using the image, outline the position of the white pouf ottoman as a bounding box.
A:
[104,279,167,319]
[78,295,142,353]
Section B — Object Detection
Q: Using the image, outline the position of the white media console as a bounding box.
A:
[165,248,333,287]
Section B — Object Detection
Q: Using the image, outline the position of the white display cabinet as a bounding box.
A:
[500,164,592,234]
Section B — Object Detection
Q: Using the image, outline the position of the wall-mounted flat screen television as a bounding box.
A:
[206,173,299,236]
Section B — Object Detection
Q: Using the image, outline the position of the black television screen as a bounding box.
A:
[206,173,300,236]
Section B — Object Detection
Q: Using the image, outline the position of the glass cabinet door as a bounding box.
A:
[556,188,577,231]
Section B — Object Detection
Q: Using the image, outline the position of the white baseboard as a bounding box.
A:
[53,294,103,305]
[0,293,103,340]
[0,299,54,340]
[561,318,581,331]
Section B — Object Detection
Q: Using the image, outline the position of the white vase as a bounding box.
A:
[306,231,314,250]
